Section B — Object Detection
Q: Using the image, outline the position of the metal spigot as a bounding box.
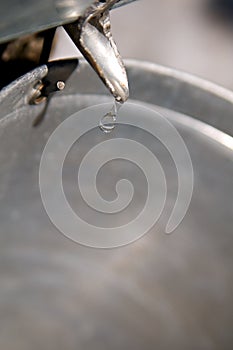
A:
[0,0,135,102]
[65,0,129,103]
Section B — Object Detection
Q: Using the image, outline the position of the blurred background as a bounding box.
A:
[51,0,233,90]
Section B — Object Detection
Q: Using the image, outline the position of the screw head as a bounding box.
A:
[56,81,65,90]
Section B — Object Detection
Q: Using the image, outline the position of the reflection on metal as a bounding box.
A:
[0,60,233,349]
[167,110,233,151]
[65,0,129,102]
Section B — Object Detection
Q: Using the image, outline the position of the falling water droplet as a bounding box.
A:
[99,111,116,133]
[99,100,122,134]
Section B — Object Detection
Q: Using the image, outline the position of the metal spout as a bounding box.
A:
[64,0,129,103]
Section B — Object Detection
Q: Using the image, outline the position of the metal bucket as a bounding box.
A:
[0,60,233,349]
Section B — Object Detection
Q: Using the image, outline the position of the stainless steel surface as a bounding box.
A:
[0,60,233,349]
[64,0,129,103]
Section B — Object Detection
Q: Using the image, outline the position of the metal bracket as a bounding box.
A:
[29,58,78,126]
